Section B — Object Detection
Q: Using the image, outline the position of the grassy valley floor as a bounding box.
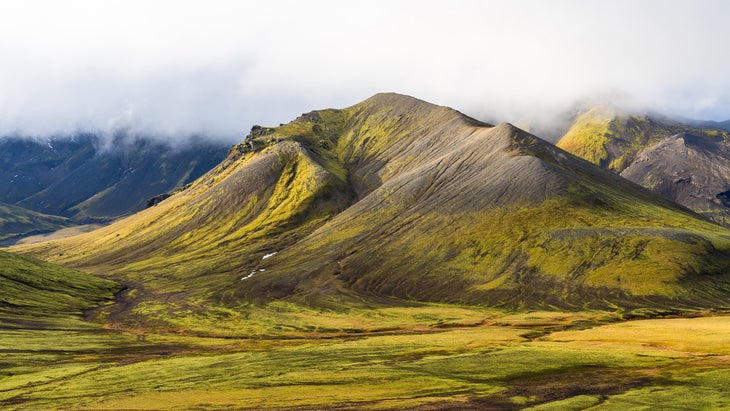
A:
[1,303,729,410]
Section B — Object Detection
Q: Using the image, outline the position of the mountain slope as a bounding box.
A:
[556,107,730,226]
[0,133,229,222]
[0,202,74,244]
[0,250,120,329]
[554,105,719,172]
[15,94,730,315]
[620,132,730,226]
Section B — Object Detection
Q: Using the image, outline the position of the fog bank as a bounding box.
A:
[1,0,729,142]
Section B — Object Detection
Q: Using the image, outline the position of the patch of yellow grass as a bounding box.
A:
[545,316,730,355]
[14,224,105,245]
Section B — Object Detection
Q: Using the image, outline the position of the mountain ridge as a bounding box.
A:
[0,133,229,222]
[555,106,730,226]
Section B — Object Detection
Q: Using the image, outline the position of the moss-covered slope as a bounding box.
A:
[0,250,120,329]
[554,106,720,172]
[556,107,730,226]
[14,94,730,312]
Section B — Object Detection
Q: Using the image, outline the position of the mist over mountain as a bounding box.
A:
[0,131,229,222]
[554,106,730,226]
[2,1,730,141]
[683,118,730,133]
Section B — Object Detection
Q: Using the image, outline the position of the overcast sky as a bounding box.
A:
[1,0,729,142]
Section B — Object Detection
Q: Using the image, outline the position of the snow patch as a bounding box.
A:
[262,252,278,260]
[241,271,257,281]
[241,268,267,280]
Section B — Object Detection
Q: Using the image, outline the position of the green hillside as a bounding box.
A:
[0,250,119,329]
[0,202,75,244]
[554,105,720,172]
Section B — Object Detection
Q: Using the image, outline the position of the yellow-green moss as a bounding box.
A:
[556,108,615,166]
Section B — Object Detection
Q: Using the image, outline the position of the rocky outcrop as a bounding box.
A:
[145,193,172,208]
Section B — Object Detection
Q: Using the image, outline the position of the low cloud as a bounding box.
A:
[1,0,729,143]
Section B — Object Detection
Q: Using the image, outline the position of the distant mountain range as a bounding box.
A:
[15,93,730,314]
[683,118,730,133]
[0,132,229,224]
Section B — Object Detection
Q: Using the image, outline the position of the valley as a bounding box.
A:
[2,94,730,409]
[0,203,74,245]
[0,132,228,223]
[2,295,728,409]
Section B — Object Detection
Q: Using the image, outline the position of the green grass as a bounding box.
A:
[524,395,601,410]
[0,250,120,329]
[1,308,728,410]
[556,107,616,167]
[2,233,729,409]
[590,369,730,410]
[128,300,500,337]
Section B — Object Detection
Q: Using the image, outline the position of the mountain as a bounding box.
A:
[14,94,730,316]
[554,105,717,172]
[684,118,730,133]
[0,133,229,222]
[620,132,730,226]
[0,201,74,244]
[555,106,730,226]
[0,249,120,329]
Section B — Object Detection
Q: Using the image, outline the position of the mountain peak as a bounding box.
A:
[351,92,492,128]
[357,92,431,106]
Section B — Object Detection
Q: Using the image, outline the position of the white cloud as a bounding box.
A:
[1,0,729,141]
